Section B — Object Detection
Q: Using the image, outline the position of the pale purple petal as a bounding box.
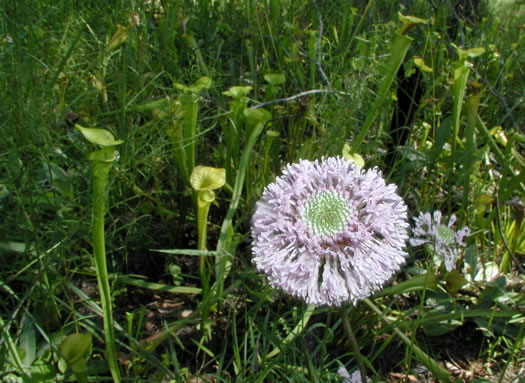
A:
[251,157,409,307]
[337,366,371,383]
[411,210,470,272]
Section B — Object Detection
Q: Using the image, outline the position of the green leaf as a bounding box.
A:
[453,44,485,62]
[59,333,92,373]
[222,85,253,98]
[477,276,506,310]
[174,76,212,93]
[117,275,202,294]
[445,270,468,294]
[192,76,212,92]
[198,189,216,204]
[19,316,36,368]
[30,360,57,382]
[75,124,123,147]
[263,73,286,86]
[342,143,365,167]
[243,108,272,124]
[105,24,130,52]
[87,146,117,163]
[377,273,438,297]
[398,12,428,35]
[423,318,462,336]
[190,166,226,191]
[413,57,433,72]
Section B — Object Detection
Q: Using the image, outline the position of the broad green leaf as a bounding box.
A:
[30,360,57,382]
[264,73,285,86]
[445,270,468,294]
[59,333,92,373]
[0,241,27,253]
[75,124,123,146]
[223,86,252,98]
[190,166,226,191]
[464,47,486,58]
[477,276,506,309]
[423,318,462,336]
[243,108,272,124]
[87,147,118,163]
[20,316,36,368]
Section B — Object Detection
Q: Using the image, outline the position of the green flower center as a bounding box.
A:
[436,224,454,245]
[301,191,351,236]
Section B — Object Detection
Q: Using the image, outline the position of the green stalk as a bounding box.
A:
[190,166,226,340]
[197,190,213,338]
[0,317,32,383]
[214,110,270,297]
[340,305,367,383]
[262,130,279,183]
[183,34,209,76]
[350,32,412,154]
[451,63,471,171]
[463,90,481,210]
[265,304,315,359]
[181,92,198,178]
[90,147,121,383]
[363,298,451,382]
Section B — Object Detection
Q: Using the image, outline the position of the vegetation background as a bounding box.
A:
[0,0,523,382]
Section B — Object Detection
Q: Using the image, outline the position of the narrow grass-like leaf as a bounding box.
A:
[375,273,438,298]
[117,275,201,295]
[350,32,412,154]
[214,109,271,297]
[266,304,316,359]
[363,298,451,382]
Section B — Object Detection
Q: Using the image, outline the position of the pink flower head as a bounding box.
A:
[251,157,409,306]
[410,210,470,271]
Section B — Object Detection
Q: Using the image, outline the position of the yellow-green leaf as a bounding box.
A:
[223,86,252,98]
[398,13,428,35]
[264,73,286,86]
[243,108,272,124]
[342,143,365,167]
[413,57,433,73]
[87,147,118,163]
[75,124,123,147]
[105,24,130,52]
[190,166,226,191]
[175,76,212,94]
[198,189,216,205]
[489,126,508,147]
[59,333,92,366]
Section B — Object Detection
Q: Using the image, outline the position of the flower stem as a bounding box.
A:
[91,153,121,383]
[340,305,367,383]
[196,191,212,339]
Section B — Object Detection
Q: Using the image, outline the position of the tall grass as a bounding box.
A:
[0,0,523,382]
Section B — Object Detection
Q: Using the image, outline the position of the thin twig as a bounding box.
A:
[251,89,331,109]
[311,0,330,86]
